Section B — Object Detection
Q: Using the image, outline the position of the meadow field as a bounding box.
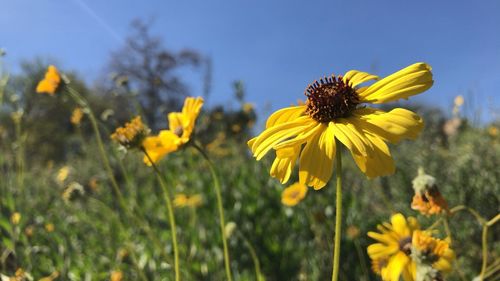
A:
[0,52,499,281]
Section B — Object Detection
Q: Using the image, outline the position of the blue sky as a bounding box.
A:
[1,0,499,122]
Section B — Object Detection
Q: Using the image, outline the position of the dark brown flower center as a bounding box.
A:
[399,236,413,255]
[305,75,359,123]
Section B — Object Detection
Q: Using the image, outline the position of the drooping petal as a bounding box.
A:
[343,70,379,88]
[265,105,306,128]
[353,108,424,144]
[386,252,411,281]
[270,145,301,184]
[331,119,373,157]
[299,124,335,189]
[142,131,179,166]
[250,116,315,160]
[273,122,324,150]
[359,63,433,104]
[351,134,395,178]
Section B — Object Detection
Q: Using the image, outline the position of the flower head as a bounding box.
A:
[248,63,432,189]
[367,213,420,281]
[411,169,448,216]
[173,193,203,208]
[411,230,454,275]
[11,212,21,225]
[36,65,61,95]
[143,97,204,165]
[281,182,308,206]
[111,116,149,150]
[70,107,84,126]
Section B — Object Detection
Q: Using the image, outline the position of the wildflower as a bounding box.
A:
[242,102,254,114]
[111,116,149,150]
[70,107,84,126]
[143,97,204,165]
[248,63,432,189]
[36,65,61,95]
[25,225,34,237]
[62,182,85,203]
[45,223,55,233]
[411,169,448,216]
[411,230,454,277]
[346,225,360,239]
[367,213,420,281]
[173,193,203,208]
[281,182,308,206]
[56,166,70,184]
[489,126,498,137]
[10,212,21,225]
[110,270,123,281]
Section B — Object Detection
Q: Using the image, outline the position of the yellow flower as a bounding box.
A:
[11,212,21,225]
[173,193,203,208]
[411,190,448,216]
[36,65,61,95]
[45,223,55,233]
[367,213,420,281]
[248,63,432,189]
[143,97,204,165]
[281,182,308,206]
[110,270,123,281]
[412,230,454,273]
[70,107,84,125]
[111,116,149,149]
[56,166,70,184]
[489,126,498,137]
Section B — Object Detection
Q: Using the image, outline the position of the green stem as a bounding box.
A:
[332,143,342,281]
[143,149,180,281]
[193,143,233,281]
[480,225,488,281]
[236,230,263,281]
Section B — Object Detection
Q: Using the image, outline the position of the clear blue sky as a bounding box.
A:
[1,0,499,122]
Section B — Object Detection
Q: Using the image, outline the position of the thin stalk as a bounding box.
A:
[332,143,343,281]
[236,230,263,281]
[192,143,233,281]
[143,149,180,281]
[480,225,488,281]
[443,217,452,242]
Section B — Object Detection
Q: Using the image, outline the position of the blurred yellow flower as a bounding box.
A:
[242,102,254,114]
[411,189,449,216]
[111,116,149,149]
[367,213,420,281]
[454,95,464,107]
[45,223,55,233]
[173,193,203,208]
[110,270,123,281]
[70,107,84,126]
[56,166,70,184]
[25,225,34,237]
[281,182,308,206]
[36,65,61,95]
[143,97,204,165]
[248,63,432,189]
[412,230,454,274]
[489,126,498,137]
[11,212,21,225]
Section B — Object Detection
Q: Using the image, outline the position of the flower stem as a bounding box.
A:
[193,143,233,281]
[332,143,343,281]
[143,149,180,281]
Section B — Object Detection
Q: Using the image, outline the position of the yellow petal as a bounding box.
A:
[250,116,315,160]
[142,131,179,165]
[273,122,324,150]
[343,70,379,88]
[351,134,395,178]
[265,105,306,128]
[391,213,410,238]
[298,124,335,189]
[331,119,373,157]
[387,252,410,281]
[360,63,433,104]
[270,145,301,184]
[353,108,424,144]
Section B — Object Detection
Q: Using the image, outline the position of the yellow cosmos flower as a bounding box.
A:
[248,63,432,189]
[111,116,149,149]
[367,213,420,281]
[36,65,61,95]
[110,270,123,281]
[143,97,204,165]
[70,107,84,126]
[281,182,308,206]
[412,230,455,274]
[173,193,203,208]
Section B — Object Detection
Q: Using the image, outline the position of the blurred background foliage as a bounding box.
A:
[0,21,499,281]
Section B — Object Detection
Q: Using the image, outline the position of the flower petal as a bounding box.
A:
[353,107,424,144]
[359,63,433,104]
[386,252,410,281]
[331,119,373,157]
[250,116,315,160]
[343,70,379,88]
[351,134,395,179]
[270,145,301,184]
[265,105,306,128]
[299,124,335,189]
